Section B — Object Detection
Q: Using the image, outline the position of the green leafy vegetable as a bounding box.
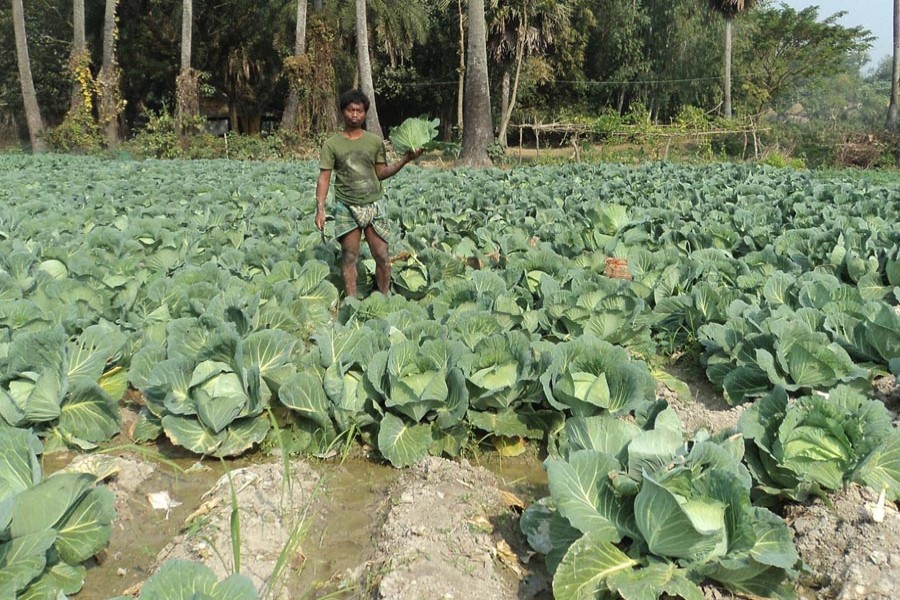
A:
[389,117,439,154]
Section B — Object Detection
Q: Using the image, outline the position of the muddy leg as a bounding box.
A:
[364,225,391,295]
[339,228,362,298]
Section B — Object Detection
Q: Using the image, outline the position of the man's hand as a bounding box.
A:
[403,148,425,163]
[315,207,326,231]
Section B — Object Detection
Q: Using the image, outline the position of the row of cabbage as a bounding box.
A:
[1,155,899,598]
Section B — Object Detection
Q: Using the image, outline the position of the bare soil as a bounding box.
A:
[61,372,900,600]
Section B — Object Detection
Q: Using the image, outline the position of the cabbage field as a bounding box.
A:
[0,154,898,599]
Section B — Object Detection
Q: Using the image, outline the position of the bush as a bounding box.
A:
[43,106,103,154]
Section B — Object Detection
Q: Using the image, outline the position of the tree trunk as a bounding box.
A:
[500,69,510,129]
[281,0,309,132]
[70,0,88,111]
[12,0,45,152]
[497,9,527,148]
[99,0,120,148]
[458,0,492,166]
[356,0,382,137]
[887,0,900,131]
[456,0,465,131]
[176,0,200,143]
[723,15,733,120]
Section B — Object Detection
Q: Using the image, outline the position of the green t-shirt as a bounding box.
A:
[319,131,387,206]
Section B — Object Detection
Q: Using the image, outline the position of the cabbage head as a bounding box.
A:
[740,385,900,502]
[389,117,439,154]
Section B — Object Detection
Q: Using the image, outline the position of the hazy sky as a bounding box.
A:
[779,1,893,68]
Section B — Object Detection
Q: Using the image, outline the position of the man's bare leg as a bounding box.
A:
[339,228,362,298]
[364,225,391,295]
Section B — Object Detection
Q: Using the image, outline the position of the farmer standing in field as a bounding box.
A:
[315,89,422,298]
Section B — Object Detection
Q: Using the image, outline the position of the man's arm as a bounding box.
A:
[315,169,331,231]
[375,149,424,180]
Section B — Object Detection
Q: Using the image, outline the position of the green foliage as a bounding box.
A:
[522,411,798,599]
[740,386,900,502]
[388,117,439,154]
[42,106,103,154]
[0,427,115,598]
[131,559,258,600]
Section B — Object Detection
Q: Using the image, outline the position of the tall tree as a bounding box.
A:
[98,0,121,148]
[70,0,88,111]
[176,0,199,142]
[459,0,492,166]
[12,0,46,151]
[281,0,309,132]
[356,0,382,136]
[888,0,900,131]
[489,0,572,145]
[708,0,757,119]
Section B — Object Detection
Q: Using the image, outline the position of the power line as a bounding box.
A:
[385,75,724,89]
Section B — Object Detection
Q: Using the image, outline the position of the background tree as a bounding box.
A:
[707,0,757,119]
[98,0,121,148]
[176,0,200,143]
[281,0,308,132]
[70,0,88,111]
[459,0,492,165]
[489,0,572,145]
[356,0,382,136]
[887,0,899,131]
[11,0,45,151]
[737,6,872,114]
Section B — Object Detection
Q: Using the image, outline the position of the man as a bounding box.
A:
[315,89,422,297]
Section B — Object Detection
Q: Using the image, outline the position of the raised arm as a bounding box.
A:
[375,148,424,180]
[315,169,331,231]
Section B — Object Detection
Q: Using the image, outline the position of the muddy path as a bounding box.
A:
[53,373,900,600]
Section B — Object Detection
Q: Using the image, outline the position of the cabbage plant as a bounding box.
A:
[388,116,439,154]
[540,334,657,417]
[112,559,258,600]
[739,385,900,502]
[521,411,798,599]
[0,323,126,451]
[128,316,298,457]
[0,427,115,598]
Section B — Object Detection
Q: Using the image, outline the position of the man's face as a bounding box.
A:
[343,102,366,127]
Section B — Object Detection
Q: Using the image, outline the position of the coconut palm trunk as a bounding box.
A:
[456,0,465,131]
[355,0,382,137]
[497,8,527,147]
[723,14,733,119]
[459,0,492,166]
[99,0,121,148]
[709,0,757,120]
[12,0,46,152]
[887,0,900,131]
[281,0,309,132]
[176,0,200,143]
[70,0,87,111]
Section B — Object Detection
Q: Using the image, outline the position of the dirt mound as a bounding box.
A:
[367,456,548,600]
[148,461,321,599]
[788,484,900,599]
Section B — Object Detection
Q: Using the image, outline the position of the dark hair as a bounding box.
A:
[339,89,370,112]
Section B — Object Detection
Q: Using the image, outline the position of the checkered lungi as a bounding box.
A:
[333,200,394,245]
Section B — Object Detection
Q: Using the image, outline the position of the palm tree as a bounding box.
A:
[356,0,383,136]
[887,0,899,131]
[459,0,492,166]
[70,0,88,111]
[176,0,200,142]
[12,0,46,151]
[708,0,757,119]
[281,0,309,132]
[99,0,121,148]
[489,0,572,145]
